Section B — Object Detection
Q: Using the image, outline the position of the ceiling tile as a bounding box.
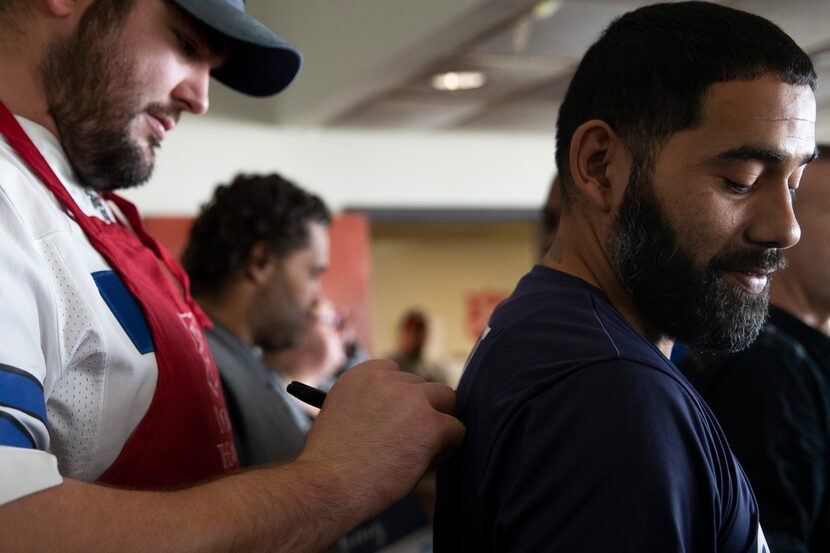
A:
[472,0,651,60]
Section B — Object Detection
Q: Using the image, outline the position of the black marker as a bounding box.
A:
[287,381,327,409]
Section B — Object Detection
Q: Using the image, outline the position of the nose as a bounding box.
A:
[745,180,801,250]
[172,63,211,115]
[310,284,323,306]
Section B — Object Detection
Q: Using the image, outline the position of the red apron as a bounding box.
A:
[0,101,238,487]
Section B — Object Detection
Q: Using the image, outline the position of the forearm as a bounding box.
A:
[0,362,464,552]
[1,461,368,553]
[206,459,373,553]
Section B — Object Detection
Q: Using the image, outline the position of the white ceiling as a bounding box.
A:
[210,0,830,137]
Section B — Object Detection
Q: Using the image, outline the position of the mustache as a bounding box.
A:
[144,102,180,124]
[708,247,787,274]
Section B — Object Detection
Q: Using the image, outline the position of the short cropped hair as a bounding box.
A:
[183,173,332,297]
[555,1,816,201]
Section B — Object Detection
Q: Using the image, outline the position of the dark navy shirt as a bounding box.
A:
[434,266,767,553]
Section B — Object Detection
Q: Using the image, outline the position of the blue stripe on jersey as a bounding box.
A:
[92,270,154,355]
[0,411,36,449]
[0,364,47,423]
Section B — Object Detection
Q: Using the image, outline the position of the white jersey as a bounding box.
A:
[0,117,157,505]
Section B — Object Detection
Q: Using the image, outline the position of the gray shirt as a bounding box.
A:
[205,322,307,468]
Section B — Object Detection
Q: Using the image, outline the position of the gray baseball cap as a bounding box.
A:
[170,0,301,97]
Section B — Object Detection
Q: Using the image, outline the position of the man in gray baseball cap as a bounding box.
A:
[0,2,464,551]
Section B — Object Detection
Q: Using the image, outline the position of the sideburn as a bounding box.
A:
[40,0,149,191]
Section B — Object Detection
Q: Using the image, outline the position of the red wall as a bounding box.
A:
[319,214,373,352]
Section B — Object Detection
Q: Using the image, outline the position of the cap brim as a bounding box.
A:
[170,0,302,97]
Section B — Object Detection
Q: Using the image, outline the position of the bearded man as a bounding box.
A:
[182,173,332,468]
[434,2,816,552]
[0,1,463,551]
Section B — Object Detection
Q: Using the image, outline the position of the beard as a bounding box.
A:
[609,161,786,353]
[258,313,305,352]
[39,0,169,191]
[254,278,313,352]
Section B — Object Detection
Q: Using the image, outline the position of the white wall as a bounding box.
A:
[122,116,558,216]
[122,110,830,217]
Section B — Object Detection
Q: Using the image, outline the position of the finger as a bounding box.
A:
[352,358,417,377]
[353,358,398,371]
[358,360,425,383]
[388,370,425,384]
[417,381,456,414]
[431,413,466,467]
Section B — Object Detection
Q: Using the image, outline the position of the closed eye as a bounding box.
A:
[175,31,198,58]
[723,178,755,194]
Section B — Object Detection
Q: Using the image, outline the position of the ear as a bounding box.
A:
[43,0,84,17]
[245,241,275,285]
[567,120,630,213]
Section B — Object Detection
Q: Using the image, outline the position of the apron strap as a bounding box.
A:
[104,192,210,327]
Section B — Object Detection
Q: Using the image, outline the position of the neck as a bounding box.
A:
[0,22,60,137]
[197,289,256,347]
[544,215,674,358]
[771,275,830,334]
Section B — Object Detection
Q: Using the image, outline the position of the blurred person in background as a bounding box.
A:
[387,309,449,524]
[185,178,433,553]
[182,173,330,468]
[265,299,435,553]
[389,310,446,384]
[265,297,347,420]
[682,147,830,553]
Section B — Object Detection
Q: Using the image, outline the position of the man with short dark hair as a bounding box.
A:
[389,310,445,383]
[682,149,830,553]
[435,2,816,551]
[0,2,463,551]
[182,173,332,468]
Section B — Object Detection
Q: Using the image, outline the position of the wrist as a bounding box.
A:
[288,453,373,532]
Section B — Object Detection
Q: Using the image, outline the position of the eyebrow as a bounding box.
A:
[166,0,230,62]
[706,144,818,167]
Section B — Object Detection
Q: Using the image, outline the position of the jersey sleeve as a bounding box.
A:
[478,360,758,553]
[0,171,63,503]
[0,446,63,505]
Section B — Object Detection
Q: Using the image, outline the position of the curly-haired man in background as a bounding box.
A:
[182,173,331,468]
